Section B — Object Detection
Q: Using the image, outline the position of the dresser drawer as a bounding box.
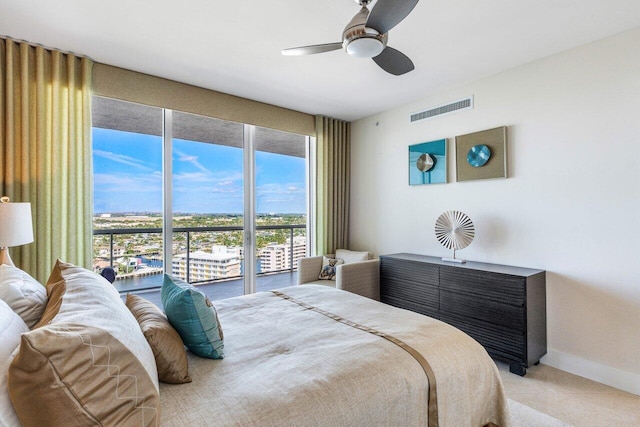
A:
[381,258,439,286]
[440,312,525,360]
[381,258,439,309]
[440,267,525,305]
[440,289,525,329]
[382,295,439,319]
[381,282,438,311]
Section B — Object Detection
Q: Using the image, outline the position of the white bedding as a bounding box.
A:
[160,285,510,426]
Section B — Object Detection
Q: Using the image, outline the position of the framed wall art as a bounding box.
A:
[409,139,447,185]
[455,126,507,182]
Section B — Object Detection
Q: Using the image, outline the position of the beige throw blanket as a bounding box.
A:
[160,285,511,426]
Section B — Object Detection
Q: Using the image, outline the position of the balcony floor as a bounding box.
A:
[125,271,298,309]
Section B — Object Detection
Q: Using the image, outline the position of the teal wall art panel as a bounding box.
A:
[409,139,447,185]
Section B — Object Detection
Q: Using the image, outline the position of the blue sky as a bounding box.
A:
[93,128,306,214]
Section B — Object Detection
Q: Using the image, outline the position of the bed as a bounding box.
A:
[2,261,510,427]
[160,285,510,426]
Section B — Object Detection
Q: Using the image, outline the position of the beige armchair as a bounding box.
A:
[297,249,380,301]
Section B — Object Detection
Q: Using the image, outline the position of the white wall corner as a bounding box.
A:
[542,350,640,396]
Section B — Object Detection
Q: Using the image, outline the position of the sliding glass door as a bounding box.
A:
[254,127,308,293]
[170,111,245,299]
[92,97,310,297]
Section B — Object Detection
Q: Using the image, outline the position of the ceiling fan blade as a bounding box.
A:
[372,46,415,76]
[281,42,343,56]
[366,0,419,35]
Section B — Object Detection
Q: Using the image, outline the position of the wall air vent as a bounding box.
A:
[410,96,474,123]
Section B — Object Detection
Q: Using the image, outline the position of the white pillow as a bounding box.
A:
[0,264,47,328]
[335,249,371,264]
[0,299,29,427]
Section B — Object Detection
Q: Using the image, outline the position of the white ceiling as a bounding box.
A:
[1,0,639,121]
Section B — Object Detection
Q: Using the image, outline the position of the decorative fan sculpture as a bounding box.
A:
[434,210,475,263]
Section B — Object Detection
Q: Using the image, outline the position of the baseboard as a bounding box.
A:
[542,350,640,395]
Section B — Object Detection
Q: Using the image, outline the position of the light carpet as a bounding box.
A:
[509,399,572,426]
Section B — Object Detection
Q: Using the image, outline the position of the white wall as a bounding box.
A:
[350,27,640,394]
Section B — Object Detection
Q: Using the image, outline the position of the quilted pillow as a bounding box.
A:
[8,260,160,427]
[0,299,28,427]
[318,256,344,280]
[126,293,192,384]
[161,274,224,359]
[0,263,47,328]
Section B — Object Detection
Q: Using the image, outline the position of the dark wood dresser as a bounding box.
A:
[380,253,546,375]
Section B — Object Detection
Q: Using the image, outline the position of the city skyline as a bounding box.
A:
[93,128,307,215]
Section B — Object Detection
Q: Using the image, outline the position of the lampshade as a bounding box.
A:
[0,200,34,248]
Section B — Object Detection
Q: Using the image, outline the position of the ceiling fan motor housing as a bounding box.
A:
[282,0,416,75]
[342,6,387,58]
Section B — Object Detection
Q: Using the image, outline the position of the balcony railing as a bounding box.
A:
[93,224,306,286]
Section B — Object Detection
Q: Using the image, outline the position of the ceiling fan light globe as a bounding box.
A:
[345,38,384,58]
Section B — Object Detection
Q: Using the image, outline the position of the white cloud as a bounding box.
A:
[94,173,161,193]
[173,171,212,183]
[174,148,210,174]
[94,149,154,171]
[257,183,305,195]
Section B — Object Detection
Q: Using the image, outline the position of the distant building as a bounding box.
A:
[97,247,125,258]
[113,247,125,257]
[172,245,241,282]
[259,236,306,272]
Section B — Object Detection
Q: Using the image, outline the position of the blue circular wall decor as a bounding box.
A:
[467,144,491,167]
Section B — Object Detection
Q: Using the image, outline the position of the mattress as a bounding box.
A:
[160,285,510,426]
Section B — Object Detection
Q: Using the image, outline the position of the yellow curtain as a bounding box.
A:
[315,115,350,255]
[0,38,93,283]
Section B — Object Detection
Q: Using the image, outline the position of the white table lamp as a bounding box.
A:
[0,196,34,266]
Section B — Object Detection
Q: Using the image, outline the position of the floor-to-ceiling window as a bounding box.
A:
[92,98,164,290]
[170,111,245,297]
[254,126,308,290]
[92,96,310,297]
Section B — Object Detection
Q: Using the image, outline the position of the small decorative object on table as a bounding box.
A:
[434,210,474,263]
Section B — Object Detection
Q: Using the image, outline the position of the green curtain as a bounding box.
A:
[315,115,350,255]
[0,38,93,283]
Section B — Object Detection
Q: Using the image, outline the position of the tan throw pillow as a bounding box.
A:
[9,324,160,427]
[0,264,47,328]
[35,260,158,389]
[318,256,344,280]
[8,259,160,426]
[126,294,192,384]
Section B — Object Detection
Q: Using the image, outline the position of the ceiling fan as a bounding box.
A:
[282,0,419,76]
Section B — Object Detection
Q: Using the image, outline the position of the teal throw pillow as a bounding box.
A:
[161,274,224,359]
